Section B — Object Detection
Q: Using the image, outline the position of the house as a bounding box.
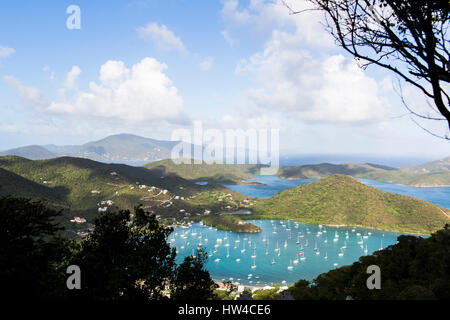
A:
[98,207,108,212]
[73,216,86,223]
[110,171,118,176]
[91,190,101,195]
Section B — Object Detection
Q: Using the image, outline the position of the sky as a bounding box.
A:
[0,0,449,159]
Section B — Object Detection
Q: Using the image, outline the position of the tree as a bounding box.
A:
[170,250,217,300]
[0,197,71,300]
[70,206,177,300]
[286,0,450,138]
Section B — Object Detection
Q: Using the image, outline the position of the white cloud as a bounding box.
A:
[237,30,388,124]
[3,75,48,107]
[221,0,333,48]
[48,57,185,123]
[0,46,15,59]
[137,22,187,53]
[199,57,214,71]
[65,65,81,89]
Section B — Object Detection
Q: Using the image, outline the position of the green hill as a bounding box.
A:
[402,156,450,174]
[0,167,68,204]
[144,158,263,184]
[0,145,57,160]
[0,155,257,234]
[277,163,450,187]
[251,174,450,234]
[0,156,201,226]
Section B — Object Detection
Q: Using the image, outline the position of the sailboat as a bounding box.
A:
[314,240,318,251]
[274,241,280,252]
[296,235,300,244]
[324,251,328,260]
[364,244,368,254]
[284,240,288,248]
[251,258,256,269]
[251,247,257,259]
[241,240,246,253]
[287,260,293,270]
[270,258,276,265]
[226,247,230,258]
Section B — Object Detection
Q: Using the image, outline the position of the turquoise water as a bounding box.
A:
[225,176,316,198]
[171,220,402,286]
[226,175,450,209]
[170,175,449,286]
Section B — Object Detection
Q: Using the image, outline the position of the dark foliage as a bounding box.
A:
[289,224,450,299]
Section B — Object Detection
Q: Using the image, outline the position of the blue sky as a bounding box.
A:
[0,0,448,159]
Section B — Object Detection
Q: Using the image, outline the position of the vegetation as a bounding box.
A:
[197,214,261,233]
[144,158,263,184]
[0,197,216,301]
[277,162,450,187]
[251,174,450,234]
[170,250,217,300]
[287,224,450,300]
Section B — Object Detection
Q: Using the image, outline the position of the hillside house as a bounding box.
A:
[73,216,86,223]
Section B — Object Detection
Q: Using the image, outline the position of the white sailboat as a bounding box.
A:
[251,258,256,269]
[251,247,257,259]
[287,259,293,270]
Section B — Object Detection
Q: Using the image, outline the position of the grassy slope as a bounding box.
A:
[0,156,199,222]
[252,174,450,234]
[144,159,263,184]
[0,156,259,233]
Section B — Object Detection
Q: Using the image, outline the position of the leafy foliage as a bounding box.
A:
[170,250,217,300]
[0,198,216,301]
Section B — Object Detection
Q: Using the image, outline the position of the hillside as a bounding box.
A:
[251,174,450,234]
[0,155,259,235]
[277,162,450,187]
[0,145,57,160]
[402,156,450,174]
[144,158,264,184]
[0,134,186,162]
[0,167,68,204]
